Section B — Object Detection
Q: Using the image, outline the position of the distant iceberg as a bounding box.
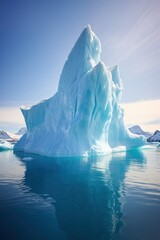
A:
[0,141,13,151]
[129,125,152,139]
[0,128,26,143]
[147,130,160,142]
[14,25,146,157]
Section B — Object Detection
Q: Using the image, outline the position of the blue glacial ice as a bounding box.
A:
[14,25,146,157]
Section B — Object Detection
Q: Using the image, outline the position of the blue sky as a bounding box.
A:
[0,0,160,131]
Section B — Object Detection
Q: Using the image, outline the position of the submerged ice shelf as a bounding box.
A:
[14,25,146,157]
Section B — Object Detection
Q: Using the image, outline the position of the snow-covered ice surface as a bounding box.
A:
[14,26,146,157]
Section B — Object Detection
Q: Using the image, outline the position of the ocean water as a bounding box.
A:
[0,148,160,240]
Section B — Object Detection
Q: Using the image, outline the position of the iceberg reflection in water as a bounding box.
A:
[0,148,160,240]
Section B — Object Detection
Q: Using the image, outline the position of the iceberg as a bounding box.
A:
[14,25,146,157]
[147,130,160,142]
[129,125,152,139]
[0,141,13,151]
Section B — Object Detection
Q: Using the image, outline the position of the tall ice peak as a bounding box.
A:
[14,26,146,157]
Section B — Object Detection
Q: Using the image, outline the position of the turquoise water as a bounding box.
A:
[0,148,160,240]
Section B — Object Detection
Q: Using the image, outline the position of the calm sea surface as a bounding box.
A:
[0,148,160,240]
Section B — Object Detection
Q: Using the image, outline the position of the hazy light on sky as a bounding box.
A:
[1,0,160,103]
[0,100,159,132]
[122,99,160,132]
[0,0,159,131]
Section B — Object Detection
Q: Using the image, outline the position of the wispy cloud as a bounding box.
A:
[146,118,160,125]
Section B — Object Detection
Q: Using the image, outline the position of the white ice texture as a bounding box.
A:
[14,26,146,157]
[0,141,13,151]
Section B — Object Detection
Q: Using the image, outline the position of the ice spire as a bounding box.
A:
[14,26,146,157]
